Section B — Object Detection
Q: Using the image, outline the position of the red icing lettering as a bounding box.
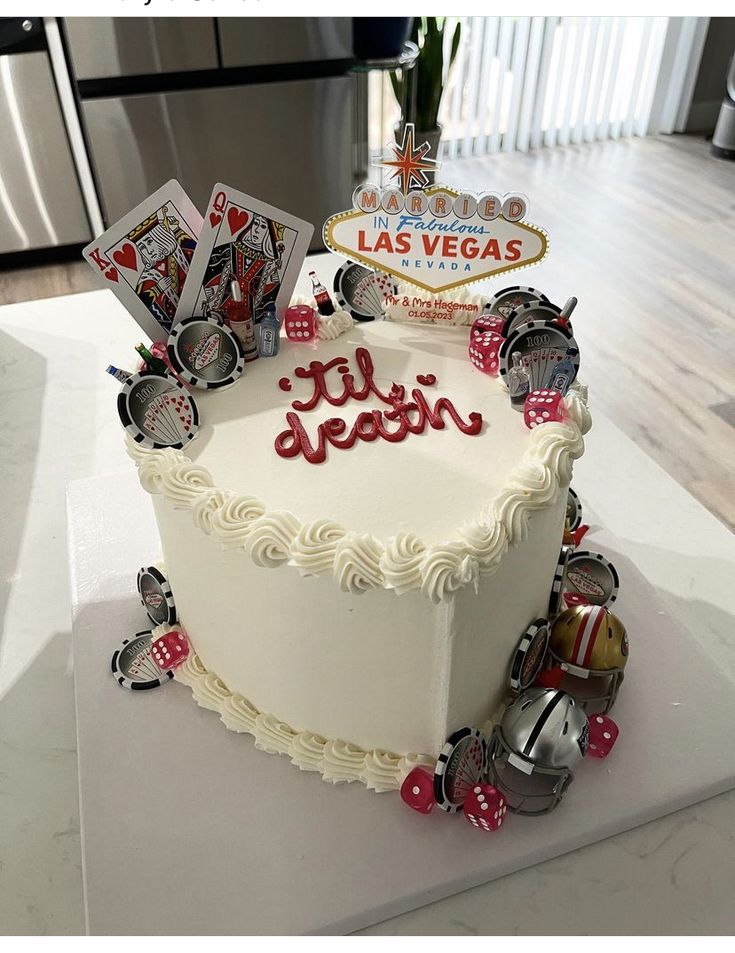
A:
[291,347,395,412]
[274,348,483,465]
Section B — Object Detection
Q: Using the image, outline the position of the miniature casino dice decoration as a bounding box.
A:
[523,389,566,430]
[469,330,503,376]
[463,783,507,832]
[587,713,619,758]
[284,305,318,342]
[150,629,190,671]
[563,591,591,608]
[400,767,436,814]
[471,315,505,338]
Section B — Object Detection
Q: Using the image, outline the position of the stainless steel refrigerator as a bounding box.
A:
[0,17,90,255]
[64,17,357,250]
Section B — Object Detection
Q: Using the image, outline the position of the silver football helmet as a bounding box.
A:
[487,688,589,815]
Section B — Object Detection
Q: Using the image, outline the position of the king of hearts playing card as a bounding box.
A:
[175,183,313,326]
[83,180,203,340]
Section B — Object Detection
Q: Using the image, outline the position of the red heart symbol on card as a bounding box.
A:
[209,212,222,227]
[112,242,138,271]
[105,267,119,283]
[416,373,436,386]
[227,207,249,236]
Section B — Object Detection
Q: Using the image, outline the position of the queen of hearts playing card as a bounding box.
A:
[175,183,313,326]
[82,180,203,340]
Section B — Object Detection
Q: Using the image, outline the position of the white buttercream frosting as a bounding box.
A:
[333,533,384,594]
[247,511,302,567]
[290,294,355,341]
[170,646,435,789]
[317,309,355,341]
[289,519,347,576]
[127,325,590,602]
[379,533,426,595]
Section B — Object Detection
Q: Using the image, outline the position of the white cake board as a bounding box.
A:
[69,458,735,935]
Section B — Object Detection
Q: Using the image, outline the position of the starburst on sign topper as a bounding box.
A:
[373,123,439,195]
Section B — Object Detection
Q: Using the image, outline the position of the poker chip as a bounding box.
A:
[333,260,397,322]
[167,316,244,389]
[509,619,551,692]
[548,546,573,618]
[502,299,570,340]
[485,286,548,321]
[137,566,177,626]
[117,372,199,450]
[566,487,583,531]
[499,320,579,392]
[564,550,619,607]
[110,630,173,691]
[434,726,487,813]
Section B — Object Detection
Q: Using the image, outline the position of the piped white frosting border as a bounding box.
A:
[160,628,436,791]
[127,380,589,602]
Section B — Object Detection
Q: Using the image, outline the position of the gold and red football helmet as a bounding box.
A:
[548,605,628,713]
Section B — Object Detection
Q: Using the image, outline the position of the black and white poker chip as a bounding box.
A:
[167,316,244,390]
[509,618,551,692]
[486,286,548,321]
[548,546,573,618]
[502,299,571,340]
[566,487,582,530]
[499,319,579,391]
[117,372,199,450]
[137,566,177,626]
[333,260,397,322]
[433,726,487,813]
[110,630,173,691]
[564,550,619,607]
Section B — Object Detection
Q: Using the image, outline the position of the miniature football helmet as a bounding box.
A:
[487,688,589,815]
[548,605,628,714]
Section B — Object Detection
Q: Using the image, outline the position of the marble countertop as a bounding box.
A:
[1,265,734,934]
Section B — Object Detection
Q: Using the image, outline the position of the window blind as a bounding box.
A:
[369,16,707,160]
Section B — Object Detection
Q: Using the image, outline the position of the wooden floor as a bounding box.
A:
[1,134,734,530]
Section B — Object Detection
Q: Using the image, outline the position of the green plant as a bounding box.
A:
[390,17,462,133]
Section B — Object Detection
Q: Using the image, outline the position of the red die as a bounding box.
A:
[284,305,318,342]
[563,591,591,609]
[464,783,507,832]
[523,389,566,430]
[587,713,619,758]
[469,331,503,376]
[150,629,190,671]
[471,315,504,338]
[400,768,436,814]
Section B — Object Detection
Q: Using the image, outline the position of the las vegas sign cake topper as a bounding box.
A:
[323,124,549,294]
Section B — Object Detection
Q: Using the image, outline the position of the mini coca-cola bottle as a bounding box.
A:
[309,270,335,316]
